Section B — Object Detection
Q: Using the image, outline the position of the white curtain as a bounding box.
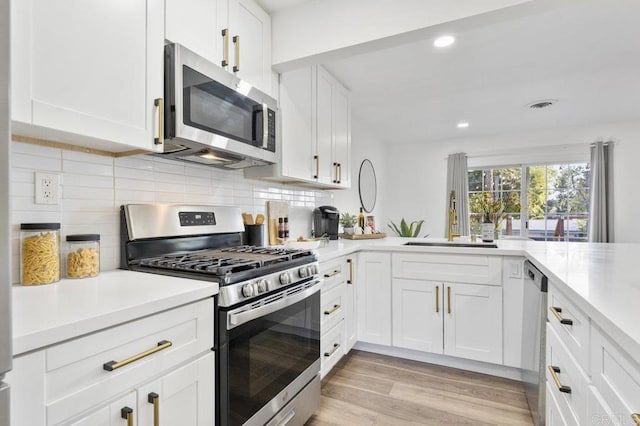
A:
[588,142,614,242]
[445,153,470,236]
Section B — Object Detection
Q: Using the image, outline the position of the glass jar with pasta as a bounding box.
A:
[20,223,61,285]
[65,234,100,279]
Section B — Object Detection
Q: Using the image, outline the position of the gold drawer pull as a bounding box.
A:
[103,340,172,371]
[548,365,572,394]
[221,28,229,68]
[447,286,451,314]
[324,270,340,278]
[121,407,134,426]
[347,259,353,284]
[154,98,163,145]
[550,306,573,326]
[324,343,340,357]
[233,35,240,72]
[324,304,341,315]
[631,414,640,426]
[313,155,319,179]
[148,392,160,426]
[435,285,440,313]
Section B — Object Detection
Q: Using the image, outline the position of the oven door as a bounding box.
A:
[218,280,321,426]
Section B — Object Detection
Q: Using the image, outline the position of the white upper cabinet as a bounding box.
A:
[11,0,165,153]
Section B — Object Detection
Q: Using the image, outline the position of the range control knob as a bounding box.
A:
[279,272,292,285]
[256,279,269,293]
[241,283,255,298]
[298,267,309,278]
[308,264,319,275]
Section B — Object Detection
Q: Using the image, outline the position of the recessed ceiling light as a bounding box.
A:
[457,121,469,129]
[527,99,558,109]
[434,35,455,48]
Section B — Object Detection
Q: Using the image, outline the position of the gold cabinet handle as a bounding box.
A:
[324,343,340,357]
[631,414,640,426]
[324,270,340,278]
[324,304,341,315]
[447,286,451,314]
[121,407,134,426]
[550,306,573,326]
[221,29,229,68]
[347,259,353,284]
[313,155,319,179]
[148,392,159,426]
[103,340,172,371]
[332,162,338,184]
[548,365,572,394]
[436,285,440,313]
[233,35,240,72]
[337,163,342,184]
[154,98,163,145]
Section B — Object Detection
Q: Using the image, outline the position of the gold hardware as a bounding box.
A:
[148,392,159,426]
[548,365,572,394]
[154,98,163,145]
[448,190,460,242]
[549,306,573,326]
[337,163,342,184]
[347,259,353,284]
[332,162,338,183]
[435,285,440,313]
[121,407,134,426]
[324,343,340,357]
[103,340,172,371]
[314,155,319,179]
[233,35,240,72]
[324,270,340,278]
[631,414,640,426]
[447,286,451,314]
[324,304,341,315]
[221,29,229,67]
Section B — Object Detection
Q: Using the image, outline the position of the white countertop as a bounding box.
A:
[12,270,218,356]
[316,237,640,361]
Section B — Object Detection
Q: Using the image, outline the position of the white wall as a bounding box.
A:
[9,140,334,283]
[383,120,640,242]
[332,117,387,233]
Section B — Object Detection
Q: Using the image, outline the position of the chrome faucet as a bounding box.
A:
[448,190,460,242]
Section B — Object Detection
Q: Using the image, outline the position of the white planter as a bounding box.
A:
[343,227,354,235]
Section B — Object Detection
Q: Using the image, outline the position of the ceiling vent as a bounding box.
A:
[527,99,558,109]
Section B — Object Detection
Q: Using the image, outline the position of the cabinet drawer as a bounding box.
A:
[320,258,347,291]
[546,324,589,426]
[546,381,571,426]
[392,253,502,285]
[321,282,345,334]
[590,325,640,426]
[321,320,345,379]
[548,284,590,373]
[45,298,214,425]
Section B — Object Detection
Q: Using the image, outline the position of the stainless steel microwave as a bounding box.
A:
[159,43,277,169]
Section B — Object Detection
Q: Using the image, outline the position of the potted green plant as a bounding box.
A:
[388,218,425,237]
[340,212,357,234]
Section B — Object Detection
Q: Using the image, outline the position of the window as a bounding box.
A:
[468,163,590,241]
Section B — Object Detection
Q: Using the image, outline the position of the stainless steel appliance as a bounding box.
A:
[522,260,548,426]
[159,43,277,169]
[313,206,339,240]
[121,204,321,426]
[1,0,12,424]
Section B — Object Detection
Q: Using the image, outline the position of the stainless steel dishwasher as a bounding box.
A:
[522,260,548,426]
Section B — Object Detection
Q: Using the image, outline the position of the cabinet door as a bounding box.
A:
[344,258,357,352]
[443,283,503,364]
[228,0,271,93]
[68,392,137,426]
[166,0,226,66]
[357,252,391,346]
[12,0,164,152]
[392,280,443,354]
[315,67,334,185]
[332,82,351,188]
[279,67,315,181]
[137,353,215,426]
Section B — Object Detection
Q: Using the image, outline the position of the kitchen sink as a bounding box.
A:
[404,241,498,248]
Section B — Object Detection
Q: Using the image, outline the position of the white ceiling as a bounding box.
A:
[255,0,310,13]
[319,0,640,144]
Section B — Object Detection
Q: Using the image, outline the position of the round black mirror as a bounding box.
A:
[358,159,377,213]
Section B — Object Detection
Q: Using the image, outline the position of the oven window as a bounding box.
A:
[228,291,320,425]
[182,65,262,145]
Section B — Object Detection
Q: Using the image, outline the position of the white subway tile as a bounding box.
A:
[63,186,113,201]
[185,165,212,178]
[115,190,155,202]
[62,150,114,165]
[114,156,154,170]
[12,141,61,158]
[114,165,156,180]
[12,196,62,212]
[61,198,114,211]
[63,159,114,177]
[154,192,185,203]
[64,173,114,189]
[185,175,211,186]
[114,177,151,191]
[12,152,62,171]
[152,158,185,175]
[11,169,34,183]
[153,181,185,193]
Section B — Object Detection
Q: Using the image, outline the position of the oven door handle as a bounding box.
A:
[227,280,322,329]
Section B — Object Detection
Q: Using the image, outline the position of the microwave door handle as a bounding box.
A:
[262,103,269,149]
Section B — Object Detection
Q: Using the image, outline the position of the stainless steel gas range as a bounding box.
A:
[121,204,321,426]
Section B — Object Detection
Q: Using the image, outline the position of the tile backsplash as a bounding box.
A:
[10,140,333,283]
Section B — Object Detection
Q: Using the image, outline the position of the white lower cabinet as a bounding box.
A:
[344,257,357,352]
[68,392,137,426]
[356,252,391,346]
[319,256,349,378]
[392,279,443,353]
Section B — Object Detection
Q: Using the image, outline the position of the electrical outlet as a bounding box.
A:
[35,172,60,205]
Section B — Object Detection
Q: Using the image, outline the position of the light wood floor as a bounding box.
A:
[306,350,534,426]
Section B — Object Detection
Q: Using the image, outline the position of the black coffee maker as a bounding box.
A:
[313,206,340,240]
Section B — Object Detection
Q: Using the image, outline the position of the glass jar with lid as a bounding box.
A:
[65,234,100,279]
[20,223,61,285]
